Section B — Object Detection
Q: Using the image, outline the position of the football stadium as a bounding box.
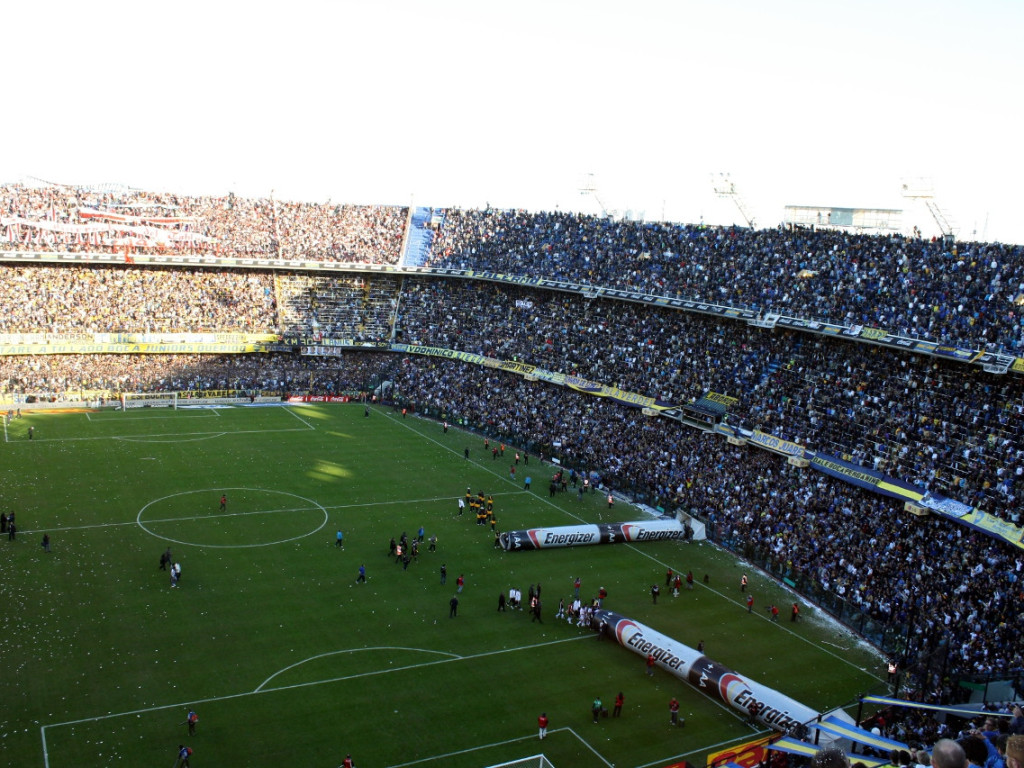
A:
[3,4,1024,768]
[1,180,1022,768]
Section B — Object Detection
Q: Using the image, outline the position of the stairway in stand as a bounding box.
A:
[401,206,438,267]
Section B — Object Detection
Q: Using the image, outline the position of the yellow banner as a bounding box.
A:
[704,391,739,407]
[749,430,804,456]
[0,342,275,355]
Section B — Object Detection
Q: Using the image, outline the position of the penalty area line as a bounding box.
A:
[254,646,463,692]
[40,635,594,768]
[254,634,592,696]
[40,635,593,730]
[385,726,614,768]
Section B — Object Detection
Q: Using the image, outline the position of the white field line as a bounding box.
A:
[40,636,595,768]
[378,406,589,526]
[17,491,528,537]
[385,726,615,768]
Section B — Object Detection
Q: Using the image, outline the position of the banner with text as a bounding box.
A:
[809,452,923,502]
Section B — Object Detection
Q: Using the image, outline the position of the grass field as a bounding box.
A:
[0,402,887,768]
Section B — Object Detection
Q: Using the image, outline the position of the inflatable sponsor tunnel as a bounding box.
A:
[592,609,837,734]
[500,519,686,551]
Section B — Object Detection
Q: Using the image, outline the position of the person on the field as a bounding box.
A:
[669,697,682,726]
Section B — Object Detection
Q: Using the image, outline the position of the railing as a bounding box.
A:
[710,529,907,651]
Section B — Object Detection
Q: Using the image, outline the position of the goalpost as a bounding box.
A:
[120,392,179,410]
[483,756,555,768]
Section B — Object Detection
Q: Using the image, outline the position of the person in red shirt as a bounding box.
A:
[669,697,681,726]
[613,692,624,717]
[646,653,656,676]
[456,574,465,593]
[538,712,549,739]
[342,755,354,768]
[746,594,754,613]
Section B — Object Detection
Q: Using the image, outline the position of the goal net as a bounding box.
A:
[121,392,178,410]
[483,756,555,768]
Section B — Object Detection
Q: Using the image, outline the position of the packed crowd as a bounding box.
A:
[7,184,1024,354]
[0,184,407,263]
[1,263,1021,523]
[0,352,374,395]
[426,208,1024,353]
[0,264,277,334]
[394,278,1024,525]
[277,273,400,340]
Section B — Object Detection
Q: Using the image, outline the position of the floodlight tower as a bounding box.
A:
[711,172,756,228]
[900,177,958,242]
[578,172,615,219]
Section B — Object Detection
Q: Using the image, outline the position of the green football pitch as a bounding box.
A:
[0,403,886,768]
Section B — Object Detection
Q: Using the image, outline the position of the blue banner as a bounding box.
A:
[809,452,922,502]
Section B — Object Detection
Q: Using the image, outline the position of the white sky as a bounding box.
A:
[3,0,1023,242]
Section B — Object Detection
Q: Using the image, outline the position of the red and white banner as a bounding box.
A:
[0,214,213,247]
[286,395,354,403]
[77,207,197,225]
